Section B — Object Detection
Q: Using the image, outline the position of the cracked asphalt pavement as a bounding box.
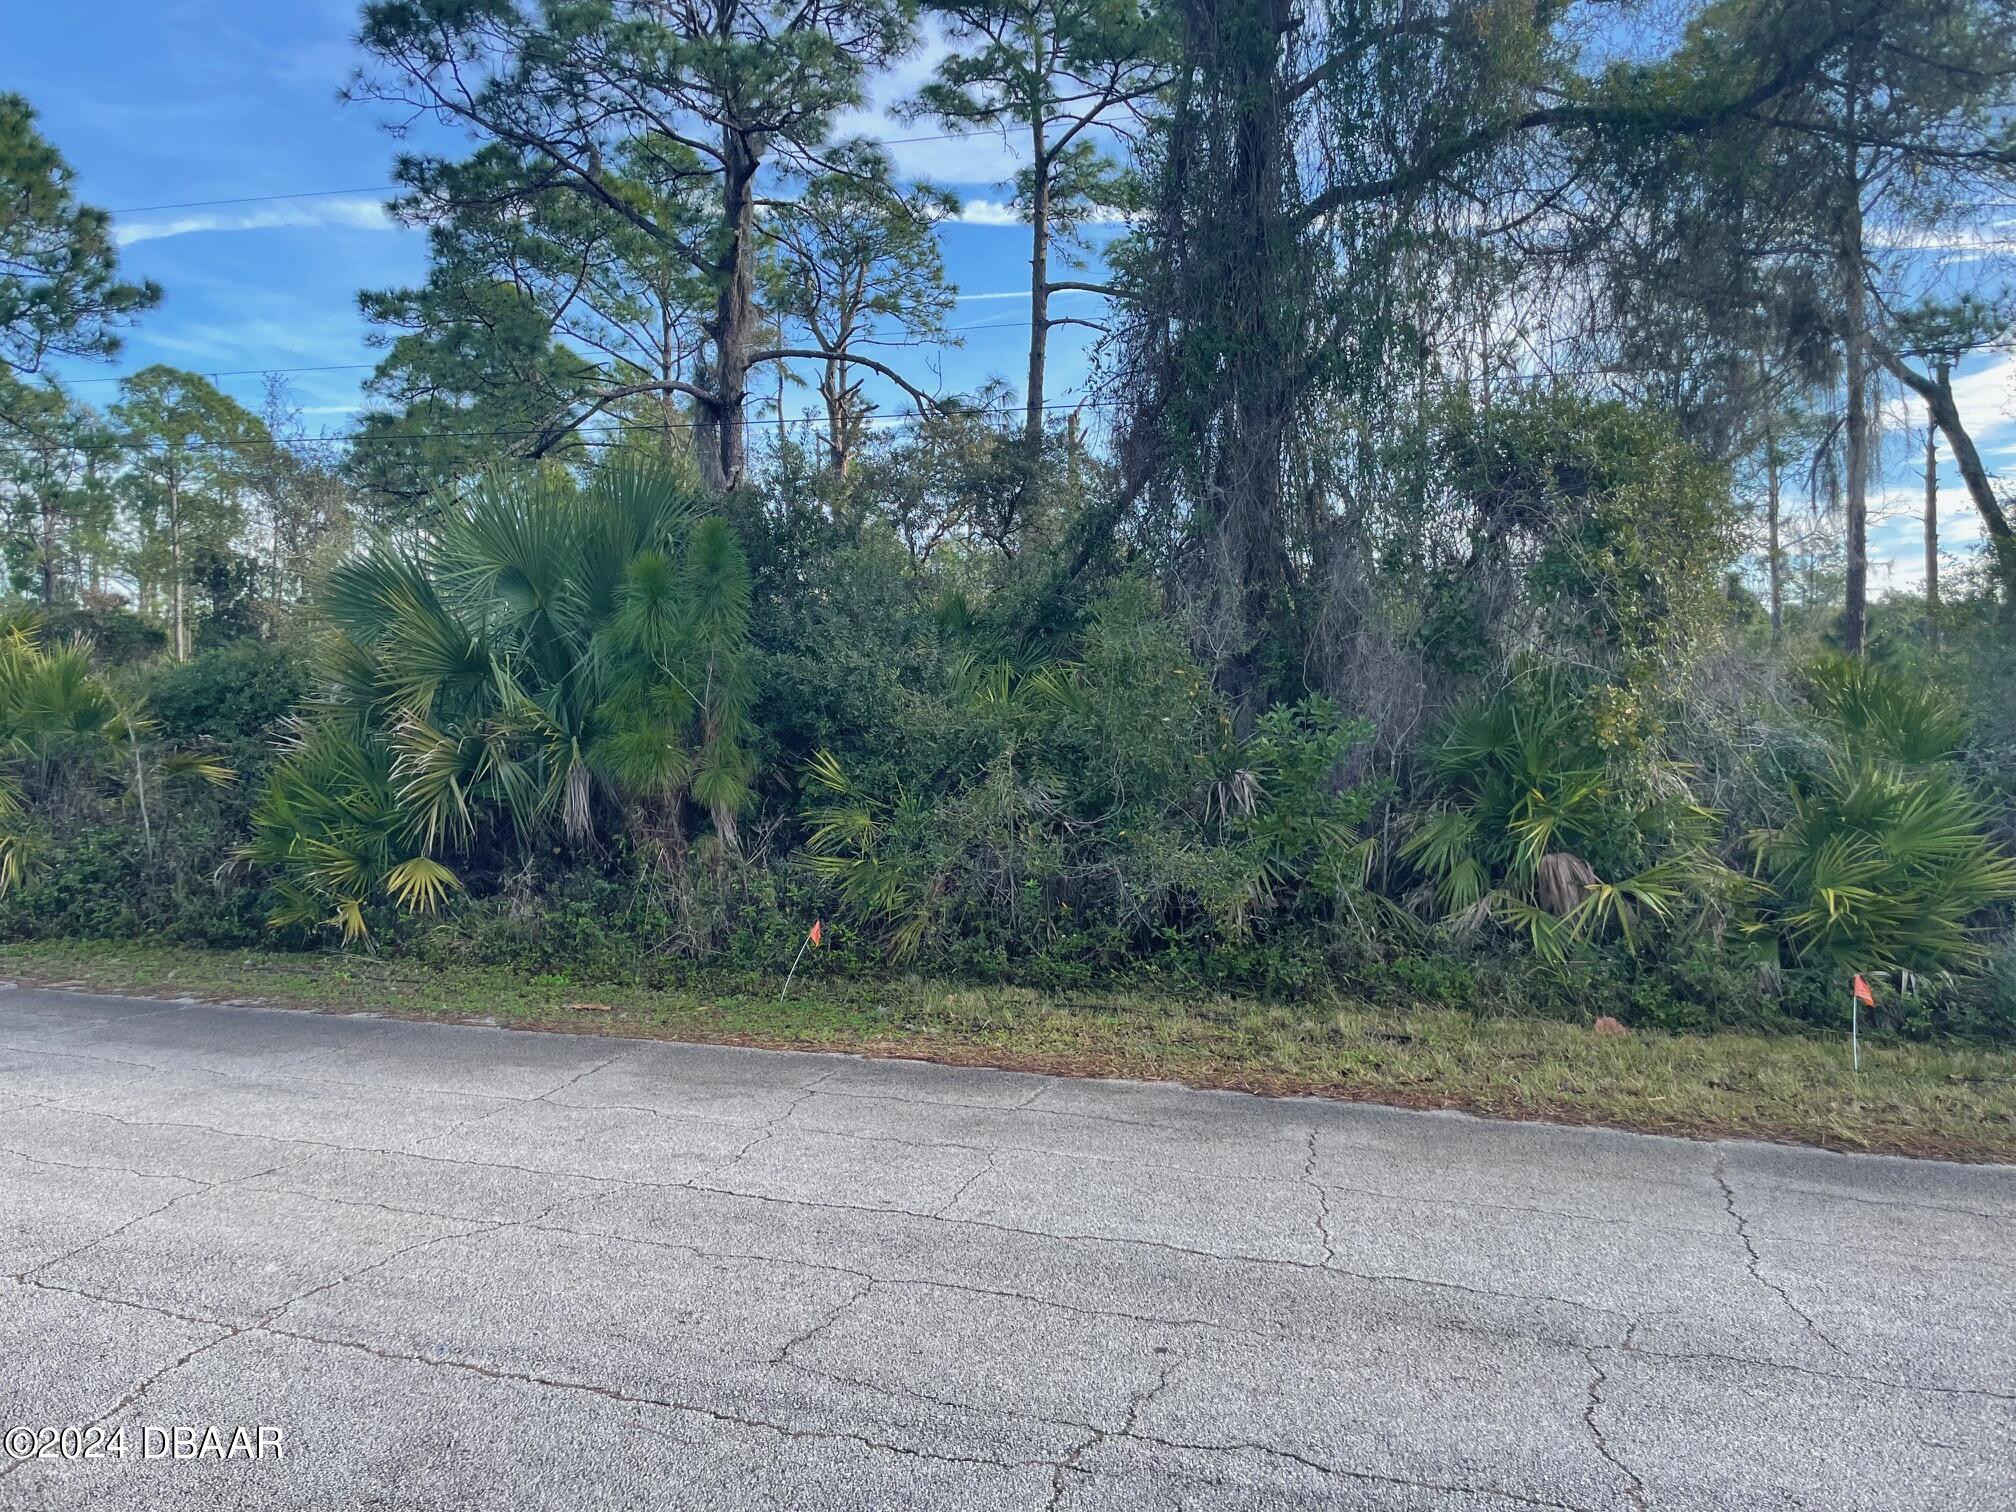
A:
[2,984,2012,1510]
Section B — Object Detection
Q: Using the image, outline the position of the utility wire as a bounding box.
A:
[61,363,380,388]
[102,129,1023,216]
[2,366,1679,459]
[52,305,1113,389]
[0,396,1127,460]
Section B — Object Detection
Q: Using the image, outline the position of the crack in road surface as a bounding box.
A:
[1582,1318,1649,1511]
[1713,1155,1850,1356]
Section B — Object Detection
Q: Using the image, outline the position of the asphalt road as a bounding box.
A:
[0,983,2010,1510]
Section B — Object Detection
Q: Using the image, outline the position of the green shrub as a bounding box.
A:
[139,639,306,749]
[799,584,1383,970]
[1400,669,1734,962]
[1803,653,1967,764]
[244,461,757,939]
[0,623,138,891]
[1744,757,2016,978]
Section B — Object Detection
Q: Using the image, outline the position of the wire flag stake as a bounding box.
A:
[1850,974,1875,1073]
[782,920,823,998]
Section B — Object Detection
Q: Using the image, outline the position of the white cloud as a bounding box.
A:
[945,197,1133,228]
[952,199,1023,227]
[833,27,1025,185]
[113,196,395,246]
[1870,218,2016,260]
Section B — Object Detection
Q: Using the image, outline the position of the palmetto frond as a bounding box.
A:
[1407,674,1733,957]
[1804,654,1966,764]
[0,632,136,896]
[158,752,237,788]
[1748,755,2016,974]
[376,583,498,718]
[320,550,439,643]
[383,856,463,914]
[389,713,485,853]
[245,462,759,934]
[0,635,129,749]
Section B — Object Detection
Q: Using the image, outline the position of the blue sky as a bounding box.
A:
[7,0,2013,591]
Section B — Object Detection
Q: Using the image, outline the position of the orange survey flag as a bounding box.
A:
[1851,974,1875,1006]
[809,920,823,948]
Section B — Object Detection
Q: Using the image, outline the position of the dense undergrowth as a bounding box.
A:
[4,414,2014,1050]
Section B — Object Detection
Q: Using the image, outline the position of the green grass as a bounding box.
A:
[5,939,2013,1162]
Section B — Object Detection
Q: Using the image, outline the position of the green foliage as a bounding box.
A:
[140,639,307,751]
[1227,697,1381,914]
[351,0,920,490]
[911,0,1168,273]
[1733,661,2016,987]
[109,366,272,659]
[243,720,441,942]
[764,147,958,471]
[244,460,759,938]
[0,93,159,381]
[1746,741,2016,981]
[1401,671,1734,964]
[1803,653,1967,765]
[800,581,1382,966]
[0,380,116,604]
[40,603,164,665]
[0,619,136,891]
[1430,395,1742,748]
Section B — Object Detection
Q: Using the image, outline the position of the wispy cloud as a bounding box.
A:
[113,196,395,246]
[1870,218,2016,259]
[143,309,373,365]
[952,199,1023,227]
[1945,350,2016,429]
[946,198,1132,228]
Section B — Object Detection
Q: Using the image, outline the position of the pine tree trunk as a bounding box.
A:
[38,487,58,609]
[1924,396,1940,650]
[1839,73,1869,656]
[704,131,762,490]
[1026,147,1050,450]
[1841,276,1869,656]
[1025,20,1052,453]
[822,355,851,474]
[1879,348,2016,611]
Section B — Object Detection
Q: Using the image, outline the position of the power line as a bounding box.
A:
[61,363,380,388]
[103,130,1012,217]
[112,186,397,215]
[46,306,1116,391]
[0,367,1664,461]
[0,396,1128,461]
